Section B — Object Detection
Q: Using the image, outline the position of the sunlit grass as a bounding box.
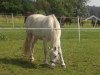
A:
[0,19,100,75]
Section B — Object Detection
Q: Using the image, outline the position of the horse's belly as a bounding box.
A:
[31,29,52,40]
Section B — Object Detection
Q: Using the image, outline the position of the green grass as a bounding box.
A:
[0,19,100,75]
[0,29,100,75]
[0,16,24,28]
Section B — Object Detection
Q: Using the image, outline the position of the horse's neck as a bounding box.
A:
[51,38,60,48]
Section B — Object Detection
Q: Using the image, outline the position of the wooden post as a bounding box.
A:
[6,15,8,24]
[78,16,80,42]
[11,13,14,28]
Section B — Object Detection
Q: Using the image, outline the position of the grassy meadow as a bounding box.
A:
[0,16,100,75]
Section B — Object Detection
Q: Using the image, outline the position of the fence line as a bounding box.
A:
[1,27,100,42]
[0,27,99,30]
[0,14,100,42]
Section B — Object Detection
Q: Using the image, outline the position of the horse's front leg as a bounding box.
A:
[58,46,66,68]
[43,39,48,64]
[58,40,66,68]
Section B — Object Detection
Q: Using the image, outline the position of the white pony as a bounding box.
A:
[23,14,66,68]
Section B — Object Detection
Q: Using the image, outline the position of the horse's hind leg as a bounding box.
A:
[29,36,37,63]
[43,39,48,64]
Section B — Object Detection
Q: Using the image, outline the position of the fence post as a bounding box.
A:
[6,15,8,24]
[78,16,80,42]
[11,13,14,28]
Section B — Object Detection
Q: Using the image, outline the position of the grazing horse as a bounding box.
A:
[91,19,98,27]
[96,20,100,26]
[91,19,100,27]
[23,14,66,68]
[60,16,72,27]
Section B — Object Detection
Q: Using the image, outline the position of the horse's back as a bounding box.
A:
[25,14,61,40]
[25,14,55,28]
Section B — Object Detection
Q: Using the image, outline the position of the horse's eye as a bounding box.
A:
[54,55,57,58]
[54,47,56,50]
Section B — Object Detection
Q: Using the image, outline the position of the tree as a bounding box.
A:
[0,0,35,14]
[71,0,90,17]
[34,0,89,17]
[0,0,89,16]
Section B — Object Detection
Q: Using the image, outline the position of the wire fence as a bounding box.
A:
[0,13,100,42]
[0,13,24,28]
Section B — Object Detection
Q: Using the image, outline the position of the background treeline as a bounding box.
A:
[88,6,100,18]
[0,0,89,17]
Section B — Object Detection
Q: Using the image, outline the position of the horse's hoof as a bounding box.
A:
[49,65,55,69]
[30,60,34,63]
[49,63,56,69]
[44,61,49,65]
[29,59,34,63]
[61,65,66,69]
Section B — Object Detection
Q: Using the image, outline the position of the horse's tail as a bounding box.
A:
[23,16,33,56]
[22,32,33,56]
[22,34,29,56]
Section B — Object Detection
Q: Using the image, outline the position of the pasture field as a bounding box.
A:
[0,15,24,28]
[0,18,100,75]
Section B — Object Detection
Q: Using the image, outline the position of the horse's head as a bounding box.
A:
[50,47,59,67]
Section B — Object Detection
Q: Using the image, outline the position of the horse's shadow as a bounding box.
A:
[0,58,49,69]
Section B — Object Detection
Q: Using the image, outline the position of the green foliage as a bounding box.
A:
[0,0,89,16]
[35,0,89,16]
[0,0,34,14]
[0,0,22,14]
